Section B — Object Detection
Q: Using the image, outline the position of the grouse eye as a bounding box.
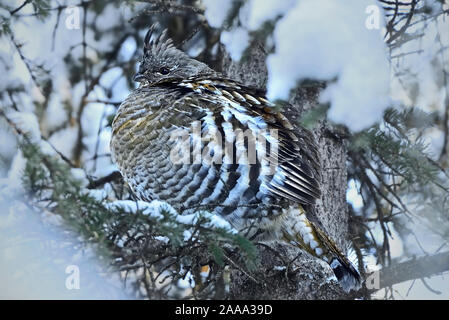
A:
[160,67,170,75]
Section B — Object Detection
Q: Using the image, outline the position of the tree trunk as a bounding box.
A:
[221,45,351,299]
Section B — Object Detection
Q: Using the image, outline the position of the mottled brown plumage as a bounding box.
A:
[110,25,360,292]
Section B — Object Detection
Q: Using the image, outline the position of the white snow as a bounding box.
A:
[346,179,364,210]
[202,0,234,28]
[106,200,175,220]
[47,124,76,155]
[119,37,137,62]
[175,209,237,233]
[177,269,195,289]
[273,265,286,271]
[86,188,108,202]
[245,0,297,30]
[7,111,41,143]
[70,168,89,187]
[0,150,26,198]
[44,93,69,132]
[154,235,170,243]
[0,193,129,299]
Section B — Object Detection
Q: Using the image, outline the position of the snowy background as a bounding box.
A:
[1,0,448,299]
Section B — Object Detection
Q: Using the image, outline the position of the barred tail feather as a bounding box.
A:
[311,220,362,292]
[330,256,361,293]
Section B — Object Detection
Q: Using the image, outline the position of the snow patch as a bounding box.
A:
[220,27,250,61]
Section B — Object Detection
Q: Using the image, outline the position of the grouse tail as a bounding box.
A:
[282,206,362,292]
[329,256,361,292]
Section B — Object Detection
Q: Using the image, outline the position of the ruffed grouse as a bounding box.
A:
[110,25,361,292]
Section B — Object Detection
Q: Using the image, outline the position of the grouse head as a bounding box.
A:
[133,24,215,86]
